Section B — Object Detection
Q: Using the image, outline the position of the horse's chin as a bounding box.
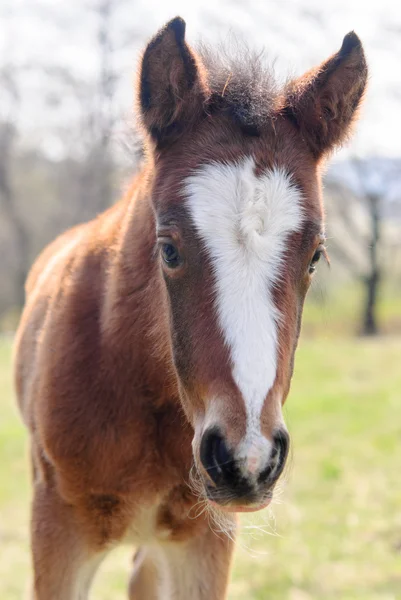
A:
[207,497,272,514]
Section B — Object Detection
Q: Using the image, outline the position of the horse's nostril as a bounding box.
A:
[213,433,231,467]
[200,428,233,485]
[274,429,290,465]
[258,429,290,484]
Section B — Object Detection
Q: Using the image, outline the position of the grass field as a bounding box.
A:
[1,331,400,599]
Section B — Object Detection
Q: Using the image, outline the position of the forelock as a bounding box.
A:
[198,39,280,134]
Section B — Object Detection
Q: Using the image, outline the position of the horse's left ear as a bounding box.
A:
[283,32,368,159]
[138,17,208,148]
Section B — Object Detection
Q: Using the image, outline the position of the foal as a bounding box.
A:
[14,17,367,599]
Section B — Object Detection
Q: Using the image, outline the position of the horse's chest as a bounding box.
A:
[122,501,176,545]
[122,489,206,546]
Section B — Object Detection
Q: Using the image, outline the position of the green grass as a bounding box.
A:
[1,333,400,599]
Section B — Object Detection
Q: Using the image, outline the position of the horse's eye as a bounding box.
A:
[161,243,181,268]
[309,249,322,274]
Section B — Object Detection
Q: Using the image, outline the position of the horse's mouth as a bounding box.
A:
[205,487,273,513]
[208,497,272,513]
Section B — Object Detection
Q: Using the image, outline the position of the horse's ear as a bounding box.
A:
[283,32,368,159]
[138,17,208,148]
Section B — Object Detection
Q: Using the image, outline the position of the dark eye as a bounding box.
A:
[161,243,181,268]
[309,249,322,274]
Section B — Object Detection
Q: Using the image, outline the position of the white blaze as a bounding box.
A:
[184,158,303,463]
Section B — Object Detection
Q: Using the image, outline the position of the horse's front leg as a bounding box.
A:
[30,479,107,600]
[160,520,236,600]
[128,548,159,600]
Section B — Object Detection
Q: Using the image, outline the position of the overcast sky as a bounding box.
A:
[1,0,401,160]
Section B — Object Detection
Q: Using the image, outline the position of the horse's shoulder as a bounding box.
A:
[14,202,126,426]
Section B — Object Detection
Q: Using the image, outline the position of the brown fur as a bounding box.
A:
[14,17,367,599]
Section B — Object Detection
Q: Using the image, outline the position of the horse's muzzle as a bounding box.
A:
[199,427,289,511]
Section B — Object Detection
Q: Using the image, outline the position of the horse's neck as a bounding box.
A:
[101,169,177,406]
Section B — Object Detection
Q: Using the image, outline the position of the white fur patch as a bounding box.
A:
[184,158,303,467]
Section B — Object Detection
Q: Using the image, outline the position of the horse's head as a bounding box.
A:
[138,18,367,512]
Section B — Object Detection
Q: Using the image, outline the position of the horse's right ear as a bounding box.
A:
[138,17,208,148]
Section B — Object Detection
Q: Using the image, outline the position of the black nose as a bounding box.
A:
[200,428,237,487]
[258,429,290,485]
[199,427,290,501]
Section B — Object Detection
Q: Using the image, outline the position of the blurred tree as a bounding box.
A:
[0,0,136,316]
[326,157,401,335]
[44,0,122,216]
[0,65,30,310]
[42,0,136,218]
[94,0,118,211]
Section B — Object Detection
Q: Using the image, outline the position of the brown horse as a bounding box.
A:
[14,17,367,599]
